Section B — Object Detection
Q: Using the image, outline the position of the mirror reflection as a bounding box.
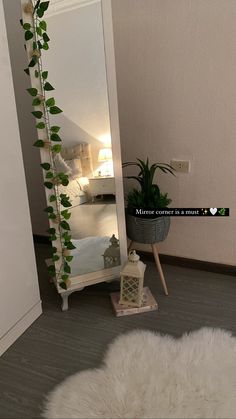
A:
[45,0,120,276]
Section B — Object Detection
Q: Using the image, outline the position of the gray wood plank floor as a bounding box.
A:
[0,243,236,418]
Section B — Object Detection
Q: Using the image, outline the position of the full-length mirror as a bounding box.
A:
[44,0,120,277]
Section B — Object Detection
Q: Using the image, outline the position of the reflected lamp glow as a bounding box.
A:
[98,147,113,176]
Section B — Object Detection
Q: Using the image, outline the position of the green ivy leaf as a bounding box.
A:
[46,97,55,107]
[49,106,63,115]
[35,70,39,78]
[37,40,43,50]
[43,33,50,43]
[23,23,31,30]
[61,274,69,281]
[40,162,50,170]
[61,210,71,220]
[52,247,57,254]
[25,30,33,41]
[44,206,54,213]
[37,8,44,18]
[44,181,53,189]
[44,82,54,91]
[60,198,72,208]
[40,1,50,11]
[32,97,41,106]
[60,220,70,231]
[39,21,47,31]
[51,126,60,133]
[27,88,38,97]
[50,234,57,241]
[24,68,30,76]
[61,178,69,186]
[42,71,48,80]
[65,241,76,250]
[64,263,71,274]
[59,282,67,290]
[28,57,37,67]
[36,122,46,129]
[50,133,61,142]
[32,41,37,50]
[62,232,71,241]
[48,265,56,277]
[65,255,73,262]
[42,42,49,50]
[47,228,56,235]
[33,140,44,147]
[52,255,60,262]
[36,26,42,36]
[52,144,62,154]
[49,194,57,202]
[32,110,43,119]
[46,171,54,179]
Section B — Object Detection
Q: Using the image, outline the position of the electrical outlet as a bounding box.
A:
[171,160,190,173]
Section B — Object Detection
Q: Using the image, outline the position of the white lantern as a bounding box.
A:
[119,250,146,308]
[103,234,121,269]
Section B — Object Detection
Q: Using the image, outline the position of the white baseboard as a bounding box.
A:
[0,301,42,357]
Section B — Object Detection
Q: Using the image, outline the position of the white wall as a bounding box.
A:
[112,0,236,265]
[3,0,48,236]
[0,0,42,356]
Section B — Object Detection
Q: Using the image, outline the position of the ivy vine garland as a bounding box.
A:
[21,0,76,290]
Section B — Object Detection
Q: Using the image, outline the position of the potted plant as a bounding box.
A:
[122,158,175,244]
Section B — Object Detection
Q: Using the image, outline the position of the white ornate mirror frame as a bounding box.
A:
[21,0,127,311]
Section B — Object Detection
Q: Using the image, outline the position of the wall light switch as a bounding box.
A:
[171,160,190,173]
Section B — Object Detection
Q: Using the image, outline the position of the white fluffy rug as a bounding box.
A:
[43,328,236,418]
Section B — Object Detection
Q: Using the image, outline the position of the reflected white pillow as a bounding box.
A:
[54,154,72,175]
[66,158,82,177]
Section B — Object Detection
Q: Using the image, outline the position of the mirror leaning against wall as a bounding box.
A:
[21,0,127,310]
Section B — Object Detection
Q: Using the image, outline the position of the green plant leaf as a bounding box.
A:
[61,210,71,219]
[50,133,61,142]
[52,144,62,154]
[35,70,39,78]
[51,247,57,254]
[39,21,47,31]
[65,255,73,262]
[27,87,38,97]
[44,181,53,189]
[23,23,31,30]
[37,8,44,18]
[37,40,43,50]
[33,140,44,147]
[36,26,42,36]
[42,42,49,50]
[64,263,71,274]
[61,274,69,281]
[60,198,72,208]
[46,171,54,179]
[49,106,63,115]
[62,232,71,241]
[32,110,43,119]
[24,68,30,76]
[43,33,50,43]
[59,282,67,290]
[40,162,50,170]
[28,57,37,68]
[44,206,54,213]
[48,213,56,220]
[32,41,37,50]
[52,255,60,262]
[40,1,50,11]
[32,97,41,106]
[44,82,54,91]
[47,228,56,235]
[60,220,70,231]
[49,194,57,202]
[51,126,60,133]
[46,97,55,107]
[42,71,48,80]
[65,241,76,250]
[36,122,46,129]
[25,30,33,41]
[48,265,56,277]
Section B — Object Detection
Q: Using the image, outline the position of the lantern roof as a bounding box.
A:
[121,251,146,278]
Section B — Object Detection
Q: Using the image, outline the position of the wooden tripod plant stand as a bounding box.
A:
[128,241,169,296]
